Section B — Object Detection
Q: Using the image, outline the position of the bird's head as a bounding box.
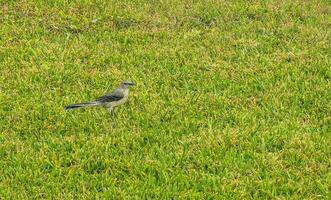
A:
[121,80,135,88]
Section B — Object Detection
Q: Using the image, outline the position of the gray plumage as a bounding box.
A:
[65,80,134,113]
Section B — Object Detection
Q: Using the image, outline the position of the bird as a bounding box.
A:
[64,80,135,114]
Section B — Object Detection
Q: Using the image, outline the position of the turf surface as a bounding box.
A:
[1,0,330,199]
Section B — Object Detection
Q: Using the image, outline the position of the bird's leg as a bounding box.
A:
[107,106,113,115]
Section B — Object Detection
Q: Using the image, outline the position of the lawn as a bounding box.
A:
[0,0,330,199]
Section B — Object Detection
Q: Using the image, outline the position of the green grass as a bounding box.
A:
[1,0,330,199]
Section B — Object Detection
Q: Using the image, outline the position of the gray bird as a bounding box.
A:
[64,80,135,113]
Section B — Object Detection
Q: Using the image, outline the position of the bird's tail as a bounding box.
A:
[64,101,101,110]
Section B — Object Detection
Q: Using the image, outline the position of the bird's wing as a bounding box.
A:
[95,91,124,103]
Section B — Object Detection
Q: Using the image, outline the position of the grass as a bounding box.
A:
[0,0,330,199]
